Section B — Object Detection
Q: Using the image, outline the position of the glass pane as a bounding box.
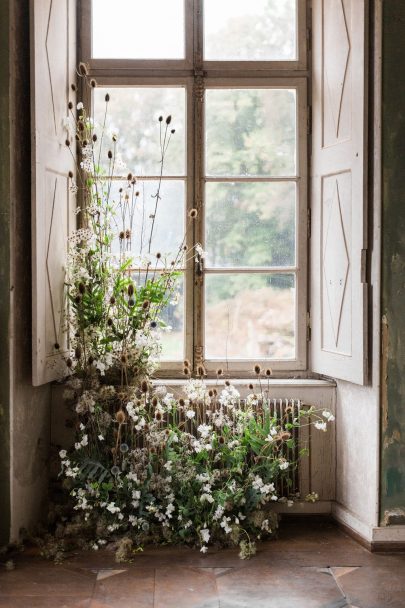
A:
[160,275,184,361]
[107,180,185,260]
[205,89,296,177]
[204,0,296,61]
[205,182,295,267]
[93,88,186,176]
[92,0,185,59]
[132,273,184,361]
[205,274,295,359]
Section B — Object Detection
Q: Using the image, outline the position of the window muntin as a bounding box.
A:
[82,1,308,376]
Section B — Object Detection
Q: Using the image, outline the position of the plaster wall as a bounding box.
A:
[0,0,52,544]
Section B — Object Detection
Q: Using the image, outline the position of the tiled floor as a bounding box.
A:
[0,519,404,607]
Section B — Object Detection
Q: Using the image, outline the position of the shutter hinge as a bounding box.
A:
[361,249,368,284]
[307,207,311,239]
[306,311,311,342]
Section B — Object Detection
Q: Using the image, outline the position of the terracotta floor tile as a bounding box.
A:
[154,566,219,608]
[0,598,91,607]
[0,565,96,598]
[216,564,346,608]
[90,568,154,608]
[335,564,405,608]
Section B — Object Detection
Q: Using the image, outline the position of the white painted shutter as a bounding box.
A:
[31,0,76,385]
[310,0,368,385]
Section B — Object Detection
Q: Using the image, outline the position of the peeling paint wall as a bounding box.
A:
[380,0,405,524]
[0,0,52,544]
[0,0,12,547]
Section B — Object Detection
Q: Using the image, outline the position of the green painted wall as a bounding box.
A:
[381,0,405,524]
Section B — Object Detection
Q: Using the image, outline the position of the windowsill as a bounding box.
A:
[153,378,336,388]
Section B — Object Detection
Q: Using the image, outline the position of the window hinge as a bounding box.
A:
[307,207,311,239]
[306,311,311,342]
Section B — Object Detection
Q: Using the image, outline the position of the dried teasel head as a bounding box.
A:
[78,62,89,76]
[127,283,134,296]
[74,347,82,360]
[183,367,190,376]
[105,93,110,102]
[152,397,158,407]
[142,300,150,310]
[115,410,126,424]
[249,383,254,390]
[216,368,223,376]
[254,364,261,375]
[141,380,149,393]
[225,380,230,387]
[188,208,198,219]
[183,359,190,368]
[66,358,73,368]
[265,368,272,377]
[197,365,205,376]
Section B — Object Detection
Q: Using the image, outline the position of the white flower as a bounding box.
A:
[314,421,327,432]
[322,410,335,421]
[98,434,104,441]
[200,493,214,504]
[77,101,84,110]
[197,424,212,439]
[220,516,232,534]
[200,546,208,554]
[213,505,225,521]
[59,449,67,459]
[164,461,173,471]
[279,460,289,471]
[195,243,206,259]
[186,410,196,419]
[106,502,120,514]
[127,472,138,482]
[200,528,210,543]
[287,500,294,507]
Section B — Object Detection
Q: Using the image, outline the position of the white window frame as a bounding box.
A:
[79,0,309,378]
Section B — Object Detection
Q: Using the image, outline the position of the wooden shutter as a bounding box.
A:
[310,0,368,385]
[31,0,76,385]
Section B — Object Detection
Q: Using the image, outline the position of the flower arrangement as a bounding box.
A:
[60,373,334,559]
[56,67,335,561]
[62,67,192,384]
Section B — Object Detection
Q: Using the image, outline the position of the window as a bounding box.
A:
[79,0,308,377]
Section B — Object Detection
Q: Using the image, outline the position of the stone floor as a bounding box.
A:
[0,519,404,607]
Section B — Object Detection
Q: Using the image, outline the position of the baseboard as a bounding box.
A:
[332,502,405,552]
[271,500,332,515]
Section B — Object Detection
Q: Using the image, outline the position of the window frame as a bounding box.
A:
[79,0,309,378]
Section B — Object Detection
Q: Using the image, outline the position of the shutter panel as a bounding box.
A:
[31,0,76,385]
[310,0,368,385]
